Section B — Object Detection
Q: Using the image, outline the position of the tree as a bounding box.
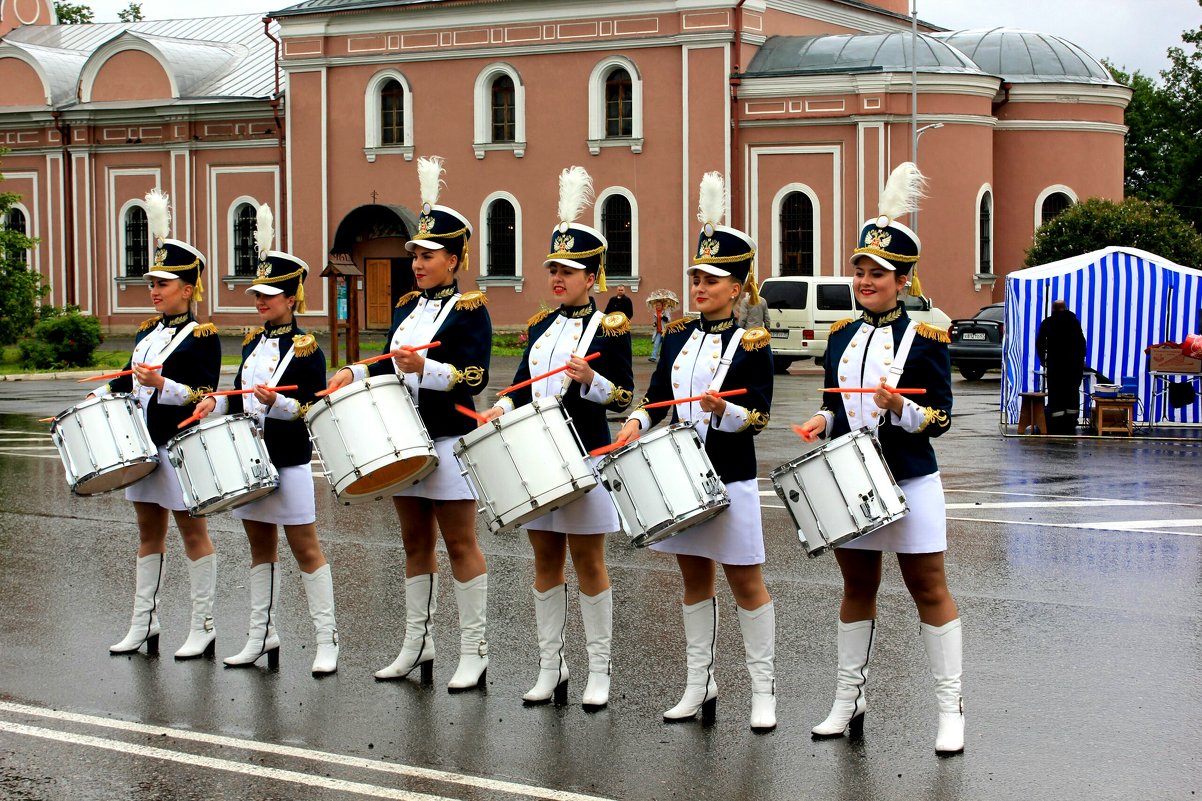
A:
[53,2,94,24]
[1024,197,1202,270]
[117,2,143,22]
[0,152,45,345]
[1159,2,1202,229]
[1106,63,1176,202]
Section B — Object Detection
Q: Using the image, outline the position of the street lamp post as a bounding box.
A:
[911,122,943,232]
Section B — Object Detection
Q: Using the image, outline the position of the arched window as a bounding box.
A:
[232,203,257,277]
[601,194,632,278]
[473,64,525,158]
[364,70,414,160]
[124,206,150,277]
[779,192,815,276]
[1041,191,1073,227]
[605,68,633,138]
[978,191,993,274]
[380,79,405,146]
[491,75,516,143]
[587,56,643,154]
[4,207,28,267]
[486,198,516,277]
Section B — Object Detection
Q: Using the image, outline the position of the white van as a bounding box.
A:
[760,276,950,373]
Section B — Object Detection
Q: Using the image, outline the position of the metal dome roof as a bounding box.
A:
[746,32,986,77]
[932,28,1118,84]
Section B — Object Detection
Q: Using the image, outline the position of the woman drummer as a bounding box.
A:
[614,172,776,731]
[193,205,339,675]
[324,157,492,691]
[478,166,634,709]
[796,162,963,756]
[97,189,222,660]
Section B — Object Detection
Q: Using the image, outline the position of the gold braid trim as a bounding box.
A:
[665,317,692,335]
[456,290,487,311]
[243,326,264,346]
[193,323,218,337]
[292,334,318,357]
[294,401,314,420]
[138,316,159,333]
[830,318,855,335]
[748,409,770,433]
[916,323,950,344]
[448,365,485,388]
[694,249,756,265]
[915,406,949,433]
[741,327,770,351]
[610,386,634,408]
[525,308,553,332]
[395,290,421,309]
[601,312,630,337]
[547,244,606,261]
[185,386,213,405]
[852,245,920,263]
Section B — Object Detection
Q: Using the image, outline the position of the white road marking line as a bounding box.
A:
[0,451,60,459]
[0,700,616,801]
[945,488,1202,508]
[945,500,1152,510]
[0,720,453,801]
[945,516,1201,537]
[1063,518,1202,532]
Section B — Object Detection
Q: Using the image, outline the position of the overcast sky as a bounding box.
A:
[83,0,1200,80]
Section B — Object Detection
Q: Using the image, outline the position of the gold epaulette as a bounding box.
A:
[242,326,264,346]
[600,311,630,337]
[193,323,218,337]
[916,323,950,344]
[665,317,691,335]
[456,290,487,311]
[137,316,158,333]
[526,308,553,332]
[395,290,420,308]
[829,318,855,335]
[292,333,318,357]
[741,327,770,351]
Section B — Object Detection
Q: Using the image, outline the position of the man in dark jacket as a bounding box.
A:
[1036,300,1087,434]
[604,285,634,320]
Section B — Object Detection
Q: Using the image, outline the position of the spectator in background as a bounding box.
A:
[604,285,634,321]
[649,299,670,362]
[737,292,771,330]
[1036,300,1087,435]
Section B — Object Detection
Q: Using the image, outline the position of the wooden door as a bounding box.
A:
[366,258,392,329]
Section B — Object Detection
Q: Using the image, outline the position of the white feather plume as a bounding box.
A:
[557,166,594,224]
[145,188,170,243]
[697,171,726,226]
[416,156,445,207]
[255,204,274,257]
[878,162,926,222]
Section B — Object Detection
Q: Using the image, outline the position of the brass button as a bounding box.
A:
[884,359,892,365]
[673,382,680,388]
[535,391,541,397]
[674,365,680,370]
[532,360,538,365]
[871,411,879,418]
[849,411,856,417]
[842,358,849,364]
[844,393,851,400]
[682,350,689,355]
[884,343,892,350]
[850,342,857,348]
[712,352,720,358]
[840,376,846,382]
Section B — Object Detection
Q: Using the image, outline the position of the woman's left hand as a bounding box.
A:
[392,349,425,375]
[252,384,278,407]
[698,390,727,416]
[132,362,164,390]
[564,355,596,386]
[873,378,905,415]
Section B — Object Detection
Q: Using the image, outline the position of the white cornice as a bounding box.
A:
[766,0,924,34]
[740,113,997,129]
[739,72,1001,99]
[994,120,1128,135]
[1003,83,1132,109]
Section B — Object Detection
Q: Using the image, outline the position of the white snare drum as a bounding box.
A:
[769,428,908,558]
[305,375,437,505]
[167,414,279,516]
[50,394,159,495]
[454,396,596,533]
[598,423,728,548]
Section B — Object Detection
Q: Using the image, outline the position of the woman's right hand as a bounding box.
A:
[615,418,642,446]
[194,396,217,420]
[476,406,505,427]
[325,367,354,394]
[797,414,826,443]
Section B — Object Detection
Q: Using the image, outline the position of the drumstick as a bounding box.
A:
[642,388,747,409]
[38,416,56,423]
[497,352,601,396]
[204,385,299,398]
[354,341,442,366]
[177,413,202,429]
[454,403,490,424]
[589,437,638,457]
[77,364,162,383]
[822,387,927,395]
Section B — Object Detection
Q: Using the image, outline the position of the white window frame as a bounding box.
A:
[473,62,526,160]
[476,190,524,291]
[364,69,414,163]
[594,186,639,288]
[1034,184,1078,231]
[587,55,643,155]
[4,202,33,268]
[227,196,263,283]
[770,183,821,277]
[117,198,152,281]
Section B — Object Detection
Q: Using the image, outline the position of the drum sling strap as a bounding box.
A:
[135,321,198,396]
[687,327,744,441]
[874,320,919,431]
[560,311,605,394]
[406,293,460,406]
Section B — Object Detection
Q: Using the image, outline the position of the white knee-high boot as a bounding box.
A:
[223,562,281,668]
[579,588,612,711]
[663,597,718,723]
[302,564,339,676]
[447,574,488,692]
[738,601,776,732]
[922,618,964,755]
[375,573,437,681]
[110,553,165,655]
[175,553,217,660]
[812,619,875,738]
[523,584,569,705]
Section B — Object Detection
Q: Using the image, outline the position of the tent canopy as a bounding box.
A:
[1002,247,1202,426]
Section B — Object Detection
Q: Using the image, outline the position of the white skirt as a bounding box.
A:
[125,447,187,512]
[649,478,765,566]
[395,436,475,501]
[522,455,620,536]
[839,472,946,554]
[233,464,316,526]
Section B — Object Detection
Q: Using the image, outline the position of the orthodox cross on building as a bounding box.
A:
[370,190,379,204]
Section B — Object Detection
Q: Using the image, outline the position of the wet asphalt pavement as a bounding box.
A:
[1,359,1200,800]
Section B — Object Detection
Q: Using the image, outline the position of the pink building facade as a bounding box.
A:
[0,0,1131,331]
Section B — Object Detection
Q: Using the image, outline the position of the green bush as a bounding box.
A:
[18,306,103,369]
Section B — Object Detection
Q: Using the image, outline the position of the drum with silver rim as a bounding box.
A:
[770,427,908,558]
[50,394,159,495]
[454,396,596,533]
[167,414,279,516]
[598,422,729,548]
[305,374,438,505]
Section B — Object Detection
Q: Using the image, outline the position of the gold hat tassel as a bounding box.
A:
[597,251,607,293]
[193,275,204,304]
[460,232,470,273]
[747,256,760,306]
[908,269,923,298]
[295,276,306,314]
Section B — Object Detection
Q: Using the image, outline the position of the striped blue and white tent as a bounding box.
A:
[1003,247,1202,426]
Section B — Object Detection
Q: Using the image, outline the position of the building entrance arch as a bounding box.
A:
[331,204,415,329]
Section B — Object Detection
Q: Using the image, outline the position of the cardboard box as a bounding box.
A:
[1148,346,1202,374]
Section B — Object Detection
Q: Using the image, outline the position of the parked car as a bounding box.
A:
[760,275,951,373]
[948,302,1004,380]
